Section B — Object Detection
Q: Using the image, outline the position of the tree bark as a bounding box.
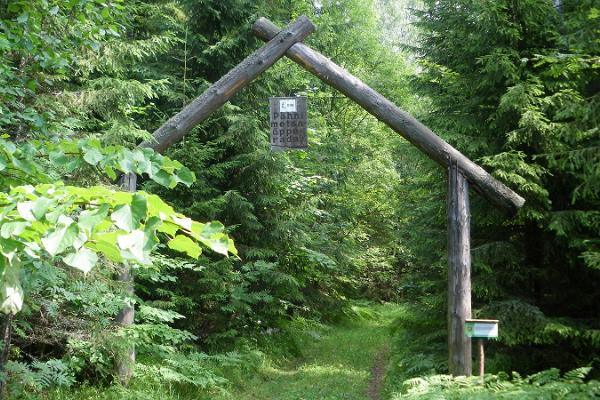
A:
[252,17,525,215]
[447,162,472,376]
[141,15,315,153]
[115,172,137,384]
[0,313,14,397]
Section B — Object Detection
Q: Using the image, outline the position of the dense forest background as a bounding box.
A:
[0,0,598,398]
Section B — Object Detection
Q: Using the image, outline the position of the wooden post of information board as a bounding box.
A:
[478,338,485,380]
[447,161,472,376]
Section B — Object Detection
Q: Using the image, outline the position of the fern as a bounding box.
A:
[5,359,75,395]
[392,368,600,399]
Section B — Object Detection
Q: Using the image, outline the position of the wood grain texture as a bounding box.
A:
[447,163,472,376]
[141,16,315,153]
[252,17,525,215]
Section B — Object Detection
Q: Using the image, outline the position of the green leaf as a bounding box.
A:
[201,233,230,256]
[0,153,7,171]
[167,235,201,258]
[63,248,98,274]
[0,260,23,314]
[111,205,135,231]
[228,239,238,256]
[117,230,149,264]
[147,194,175,217]
[111,195,147,231]
[41,217,78,256]
[152,170,175,188]
[83,147,103,166]
[89,232,123,262]
[0,222,29,239]
[199,221,225,237]
[175,167,195,187]
[17,202,36,221]
[157,221,179,237]
[78,204,109,233]
[31,197,53,220]
[16,13,28,24]
[104,165,117,180]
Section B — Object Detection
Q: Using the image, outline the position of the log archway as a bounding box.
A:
[118,15,524,380]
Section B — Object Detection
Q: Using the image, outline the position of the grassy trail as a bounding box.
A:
[218,304,399,400]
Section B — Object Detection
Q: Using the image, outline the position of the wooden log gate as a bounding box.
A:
[117,15,524,380]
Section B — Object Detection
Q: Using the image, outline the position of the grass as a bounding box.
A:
[211,303,401,400]
[30,303,402,400]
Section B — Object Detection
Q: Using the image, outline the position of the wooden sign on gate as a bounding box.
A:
[269,97,308,150]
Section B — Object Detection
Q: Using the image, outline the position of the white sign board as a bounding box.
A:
[279,99,297,113]
[465,319,499,339]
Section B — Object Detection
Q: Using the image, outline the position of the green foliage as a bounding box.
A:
[5,359,75,394]
[0,0,238,394]
[6,0,598,397]
[388,0,600,375]
[0,136,195,189]
[0,182,235,314]
[394,368,600,399]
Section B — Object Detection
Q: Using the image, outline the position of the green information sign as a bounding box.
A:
[465,319,498,339]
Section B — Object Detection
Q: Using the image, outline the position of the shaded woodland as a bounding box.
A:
[0,0,597,398]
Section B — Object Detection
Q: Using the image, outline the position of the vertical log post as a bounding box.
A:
[112,16,314,383]
[0,313,14,397]
[115,172,137,383]
[478,338,485,381]
[447,161,472,376]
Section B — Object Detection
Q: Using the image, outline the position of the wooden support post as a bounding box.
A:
[478,338,485,381]
[112,16,314,382]
[251,18,525,215]
[115,172,137,383]
[142,16,315,153]
[0,313,14,397]
[447,162,472,376]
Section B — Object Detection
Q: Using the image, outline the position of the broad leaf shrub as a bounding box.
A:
[0,135,236,393]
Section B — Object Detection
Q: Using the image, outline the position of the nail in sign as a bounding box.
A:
[269,97,308,151]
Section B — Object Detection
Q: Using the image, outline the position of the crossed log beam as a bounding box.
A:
[117,15,524,380]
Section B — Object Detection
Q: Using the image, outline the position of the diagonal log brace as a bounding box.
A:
[142,15,315,153]
[252,17,524,214]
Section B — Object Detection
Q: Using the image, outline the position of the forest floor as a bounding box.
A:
[215,303,400,400]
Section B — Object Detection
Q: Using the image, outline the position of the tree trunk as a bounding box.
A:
[0,313,14,397]
[115,172,137,383]
[447,162,472,376]
[251,17,525,215]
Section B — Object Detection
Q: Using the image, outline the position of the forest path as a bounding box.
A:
[216,303,399,400]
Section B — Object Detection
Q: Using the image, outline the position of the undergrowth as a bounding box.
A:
[394,368,600,399]
[384,303,600,399]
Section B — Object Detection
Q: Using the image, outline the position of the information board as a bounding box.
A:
[269,97,308,150]
[465,319,499,338]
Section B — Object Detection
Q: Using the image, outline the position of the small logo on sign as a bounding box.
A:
[279,99,297,113]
